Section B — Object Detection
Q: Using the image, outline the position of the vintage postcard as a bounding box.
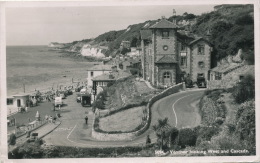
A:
[0,0,259,162]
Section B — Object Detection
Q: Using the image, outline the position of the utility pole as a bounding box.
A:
[23,83,25,93]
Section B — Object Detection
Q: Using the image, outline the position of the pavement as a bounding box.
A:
[9,121,61,152]
[43,89,205,147]
[7,99,64,133]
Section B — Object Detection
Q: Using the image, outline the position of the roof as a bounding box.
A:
[87,64,113,71]
[155,55,177,64]
[211,63,242,74]
[92,71,131,81]
[13,93,30,97]
[140,29,152,40]
[189,37,212,46]
[149,18,178,29]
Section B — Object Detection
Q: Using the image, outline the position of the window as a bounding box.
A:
[164,72,170,78]
[198,61,205,68]
[215,72,222,80]
[239,75,244,81]
[198,45,205,55]
[91,71,94,77]
[162,30,169,38]
[163,45,168,51]
[7,99,13,105]
[197,73,204,78]
[181,56,187,66]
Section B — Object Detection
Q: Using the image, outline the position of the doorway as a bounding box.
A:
[163,72,171,85]
[17,99,21,107]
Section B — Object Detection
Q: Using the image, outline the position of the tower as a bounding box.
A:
[149,17,179,86]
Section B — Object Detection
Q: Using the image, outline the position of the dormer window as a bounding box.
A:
[162,30,169,38]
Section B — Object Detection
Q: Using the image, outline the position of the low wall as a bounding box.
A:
[91,82,185,141]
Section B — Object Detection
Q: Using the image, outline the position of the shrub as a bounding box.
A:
[232,74,255,103]
[235,100,255,144]
[169,127,179,147]
[16,141,44,158]
[92,89,107,110]
[196,126,220,146]
[178,128,197,148]
[8,133,16,145]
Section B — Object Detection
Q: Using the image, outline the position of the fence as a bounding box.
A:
[91,82,185,141]
[11,119,48,138]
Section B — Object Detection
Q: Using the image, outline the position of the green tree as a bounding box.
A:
[8,133,16,145]
[152,118,171,151]
[232,74,255,103]
[92,90,107,111]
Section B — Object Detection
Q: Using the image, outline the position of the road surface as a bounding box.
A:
[43,89,205,147]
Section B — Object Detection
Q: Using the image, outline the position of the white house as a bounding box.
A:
[86,64,114,86]
[7,94,30,115]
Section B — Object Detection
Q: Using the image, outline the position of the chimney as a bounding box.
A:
[172,9,177,25]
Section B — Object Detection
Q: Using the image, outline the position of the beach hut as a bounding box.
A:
[12,94,30,108]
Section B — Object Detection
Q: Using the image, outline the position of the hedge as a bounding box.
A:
[9,144,154,158]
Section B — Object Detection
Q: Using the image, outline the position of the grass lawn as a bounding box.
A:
[99,106,145,132]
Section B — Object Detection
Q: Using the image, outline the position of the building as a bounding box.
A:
[120,41,131,49]
[209,63,243,81]
[91,70,131,98]
[140,16,212,86]
[7,94,30,115]
[86,64,114,86]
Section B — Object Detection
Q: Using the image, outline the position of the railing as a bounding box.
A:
[14,119,48,138]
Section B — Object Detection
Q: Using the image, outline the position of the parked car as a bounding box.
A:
[197,77,207,88]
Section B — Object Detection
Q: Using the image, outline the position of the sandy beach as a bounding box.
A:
[6,46,102,96]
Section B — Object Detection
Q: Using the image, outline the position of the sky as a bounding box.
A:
[6,3,215,46]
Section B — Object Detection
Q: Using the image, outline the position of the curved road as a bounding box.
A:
[43,89,205,147]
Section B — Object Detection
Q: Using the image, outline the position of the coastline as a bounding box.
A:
[6,46,103,96]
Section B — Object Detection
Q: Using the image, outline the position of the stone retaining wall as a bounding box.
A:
[91,82,185,141]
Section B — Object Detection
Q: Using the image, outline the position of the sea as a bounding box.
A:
[6,46,93,96]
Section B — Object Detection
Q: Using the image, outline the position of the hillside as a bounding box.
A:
[191,4,254,65]
[58,4,254,65]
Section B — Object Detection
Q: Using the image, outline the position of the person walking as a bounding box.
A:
[85,116,88,125]
[146,135,151,145]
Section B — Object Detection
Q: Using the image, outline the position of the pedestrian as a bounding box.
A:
[25,106,28,112]
[85,116,88,125]
[45,114,49,121]
[49,116,53,123]
[146,135,151,145]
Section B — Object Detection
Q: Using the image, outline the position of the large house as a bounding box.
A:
[140,17,212,86]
